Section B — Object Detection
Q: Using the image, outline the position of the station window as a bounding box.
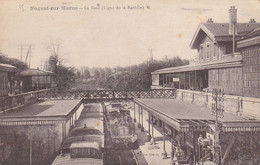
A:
[199,45,203,60]
[206,43,210,58]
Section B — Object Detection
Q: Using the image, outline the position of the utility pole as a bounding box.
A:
[20,44,23,61]
[148,48,155,66]
[211,88,224,165]
[24,45,32,68]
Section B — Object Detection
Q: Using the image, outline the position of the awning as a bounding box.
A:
[134,98,260,133]
[151,56,242,75]
[0,63,17,72]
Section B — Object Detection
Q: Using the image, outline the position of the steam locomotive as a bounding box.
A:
[105,103,137,149]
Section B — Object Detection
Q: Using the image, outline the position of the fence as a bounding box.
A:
[176,89,260,120]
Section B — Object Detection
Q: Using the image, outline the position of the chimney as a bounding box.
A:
[206,18,213,23]
[249,18,256,23]
[229,6,237,35]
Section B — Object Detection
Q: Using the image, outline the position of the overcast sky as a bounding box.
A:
[0,0,260,69]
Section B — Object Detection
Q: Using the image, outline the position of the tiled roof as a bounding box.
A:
[203,23,260,36]
[190,23,260,49]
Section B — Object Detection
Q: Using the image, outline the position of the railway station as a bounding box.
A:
[1,4,260,165]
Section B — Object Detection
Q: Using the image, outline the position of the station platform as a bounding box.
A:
[130,103,220,165]
[130,107,173,165]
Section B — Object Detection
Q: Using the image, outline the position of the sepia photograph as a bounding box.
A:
[0,0,260,164]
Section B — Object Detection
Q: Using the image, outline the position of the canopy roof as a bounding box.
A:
[134,98,260,132]
[237,28,260,48]
[0,63,17,72]
[151,56,242,75]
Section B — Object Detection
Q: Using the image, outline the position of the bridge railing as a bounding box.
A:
[37,89,176,100]
[0,89,176,112]
[0,88,54,113]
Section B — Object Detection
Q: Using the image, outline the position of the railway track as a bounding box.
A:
[131,150,140,165]
[118,150,137,165]
[106,149,137,165]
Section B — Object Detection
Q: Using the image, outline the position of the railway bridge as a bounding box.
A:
[0,88,175,165]
[1,88,260,165]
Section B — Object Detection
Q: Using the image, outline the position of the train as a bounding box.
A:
[105,103,137,149]
[51,103,105,165]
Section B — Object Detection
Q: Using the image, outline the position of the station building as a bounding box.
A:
[17,68,56,92]
[151,7,260,119]
[0,63,18,96]
[145,6,260,165]
[151,7,260,97]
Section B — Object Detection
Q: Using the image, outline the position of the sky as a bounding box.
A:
[0,0,260,69]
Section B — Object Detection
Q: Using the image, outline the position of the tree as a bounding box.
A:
[83,69,91,79]
[94,70,100,79]
[56,65,75,88]
[96,56,189,90]
[47,41,75,89]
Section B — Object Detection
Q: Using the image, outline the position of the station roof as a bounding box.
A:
[134,98,260,132]
[0,63,17,72]
[237,28,260,48]
[151,56,242,75]
[0,100,81,118]
[190,23,260,49]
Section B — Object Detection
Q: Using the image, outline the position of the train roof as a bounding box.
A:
[61,135,104,149]
[69,127,103,137]
[79,112,103,118]
[76,118,103,131]
[70,141,100,150]
[51,154,102,165]
[82,103,103,113]
[107,108,119,113]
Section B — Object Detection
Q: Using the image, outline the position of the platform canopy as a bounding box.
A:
[134,98,260,132]
[0,63,17,72]
[151,57,242,75]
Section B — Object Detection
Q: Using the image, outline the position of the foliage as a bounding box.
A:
[56,65,76,89]
[83,69,91,79]
[93,56,189,90]
[48,55,75,89]
[0,53,28,70]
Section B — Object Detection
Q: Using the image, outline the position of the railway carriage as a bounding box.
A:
[52,103,105,165]
[52,142,103,165]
